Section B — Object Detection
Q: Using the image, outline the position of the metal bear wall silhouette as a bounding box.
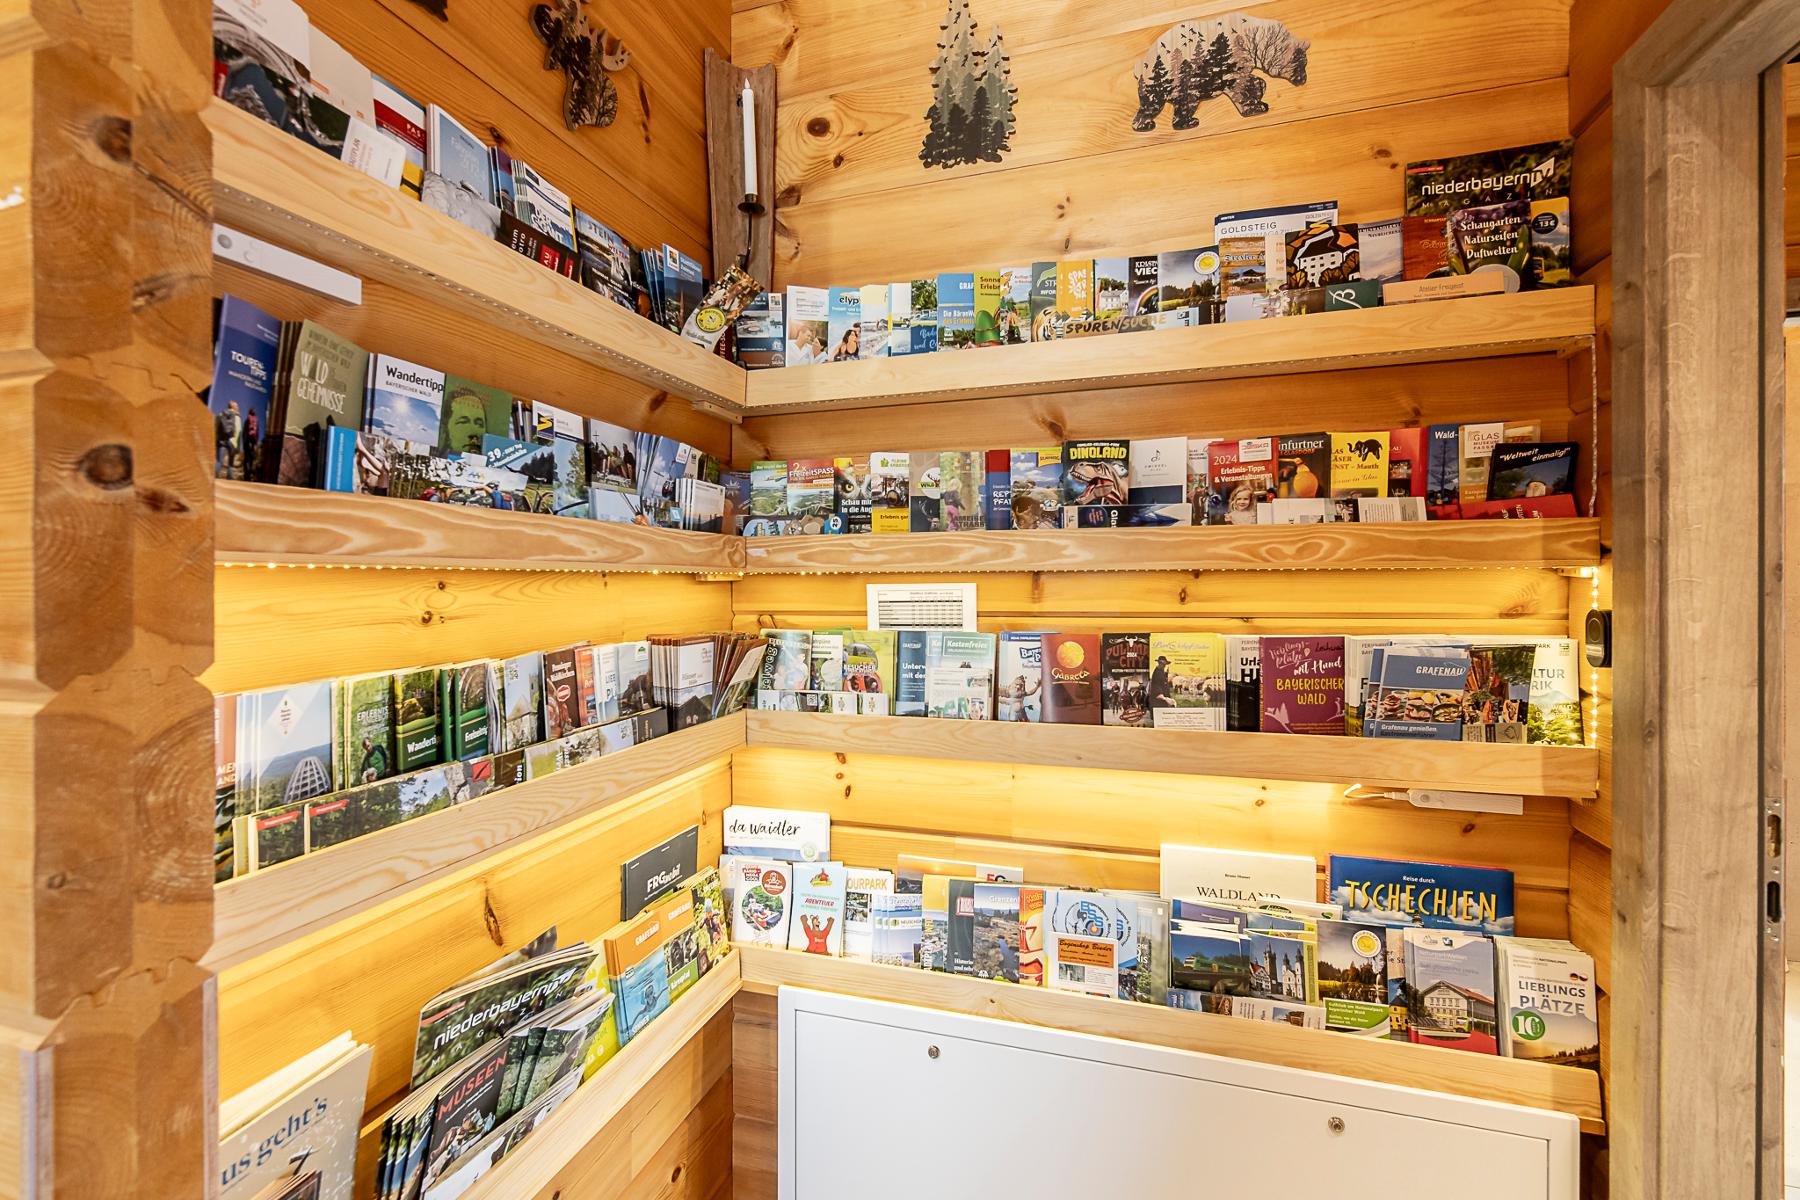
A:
[531,0,632,132]
[1132,13,1308,131]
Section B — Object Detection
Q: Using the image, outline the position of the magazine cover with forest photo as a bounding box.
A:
[1403,140,1573,289]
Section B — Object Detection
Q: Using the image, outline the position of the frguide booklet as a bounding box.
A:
[620,825,700,919]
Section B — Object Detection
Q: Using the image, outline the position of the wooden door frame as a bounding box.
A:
[1612,2,1796,1196]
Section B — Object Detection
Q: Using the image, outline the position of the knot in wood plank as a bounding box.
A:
[78,443,132,489]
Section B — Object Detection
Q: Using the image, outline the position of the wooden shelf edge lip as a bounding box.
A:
[741,288,1597,413]
[213,481,747,574]
[742,711,1599,798]
[457,951,743,1200]
[206,714,745,972]
[214,482,1594,575]
[739,517,1602,574]
[735,946,1603,1134]
[204,99,747,414]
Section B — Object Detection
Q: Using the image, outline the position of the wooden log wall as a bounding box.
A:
[738,0,1573,287]
[730,3,1615,1196]
[217,760,733,1196]
[205,1,741,1197]
[2,0,216,1190]
[299,0,729,262]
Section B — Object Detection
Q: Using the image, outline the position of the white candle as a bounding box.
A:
[740,82,758,201]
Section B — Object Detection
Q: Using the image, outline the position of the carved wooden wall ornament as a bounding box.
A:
[1133,13,1309,131]
[531,0,633,132]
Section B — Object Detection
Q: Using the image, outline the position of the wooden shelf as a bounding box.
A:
[741,287,1596,413]
[215,480,1596,575]
[736,946,1604,1134]
[207,714,743,971]
[743,711,1599,798]
[205,100,746,415]
[740,517,1601,574]
[454,951,741,1200]
[213,480,745,574]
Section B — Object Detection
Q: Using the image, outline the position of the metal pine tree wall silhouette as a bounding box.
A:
[919,0,1015,169]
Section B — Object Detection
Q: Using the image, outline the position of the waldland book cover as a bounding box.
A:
[1160,843,1318,906]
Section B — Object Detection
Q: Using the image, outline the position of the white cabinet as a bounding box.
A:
[778,988,1578,1199]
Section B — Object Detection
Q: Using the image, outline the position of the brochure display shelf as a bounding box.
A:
[214,482,1597,576]
[211,102,1595,423]
[741,711,1599,799]
[739,288,1597,414]
[364,951,742,1200]
[740,518,1603,575]
[213,480,746,575]
[207,714,745,972]
[205,99,748,416]
[734,946,1606,1134]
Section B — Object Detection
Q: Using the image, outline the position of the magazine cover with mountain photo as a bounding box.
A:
[237,681,336,815]
[213,0,312,138]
